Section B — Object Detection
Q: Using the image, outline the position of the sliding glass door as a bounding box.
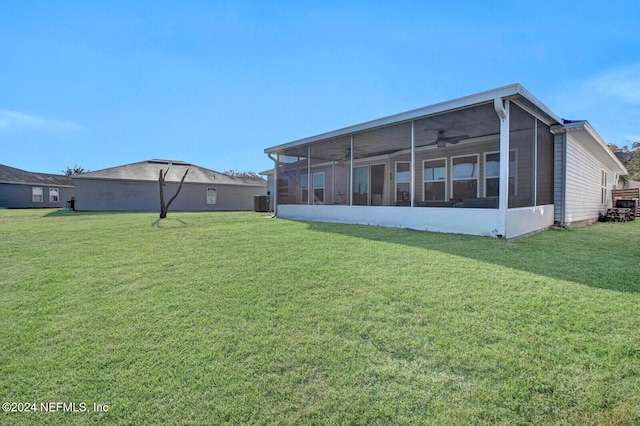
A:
[353,164,385,206]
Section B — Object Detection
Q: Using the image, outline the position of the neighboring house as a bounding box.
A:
[72,159,267,211]
[264,84,627,239]
[0,164,75,208]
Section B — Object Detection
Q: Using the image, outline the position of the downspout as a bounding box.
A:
[494,97,509,238]
[268,152,279,217]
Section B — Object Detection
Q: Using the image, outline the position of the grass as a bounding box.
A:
[0,208,639,425]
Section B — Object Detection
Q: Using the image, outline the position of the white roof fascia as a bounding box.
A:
[553,121,628,174]
[264,83,563,154]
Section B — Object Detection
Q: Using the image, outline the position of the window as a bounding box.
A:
[277,178,289,197]
[396,162,410,204]
[32,187,43,203]
[451,155,478,199]
[353,166,369,206]
[313,172,324,204]
[485,151,516,197]
[49,188,60,203]
[423,159,446,201]
[601,170,607,204]
[301,174,309,204]
[206,187,217,204]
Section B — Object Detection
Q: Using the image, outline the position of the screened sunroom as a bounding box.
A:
[265,85,561,238]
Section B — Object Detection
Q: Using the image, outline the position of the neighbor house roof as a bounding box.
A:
[71,160,266,187]
[0,164,74,187]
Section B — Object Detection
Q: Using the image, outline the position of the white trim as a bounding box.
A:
[206,187,217,204]
[485,150,518,198]
[301,174,309,204]
[450,154,480,199]
[395,161,411,204]
[422,157,448,201]
[265,84,562,154]
[352,162,386,206]
[410,121,415,207]
[601,169,607,205]
[32,186,43,203]
[313,172,325,205]
[49,187,60,203]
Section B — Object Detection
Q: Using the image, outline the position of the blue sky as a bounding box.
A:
[1,0,639,175]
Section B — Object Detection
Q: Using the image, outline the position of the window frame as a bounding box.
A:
[32,187,43,203]
[301,174,309,204]
[277,177,289,198]
[422,157,447,201]
[484,150,517,198]
[450,154,479,199]
[49,188,60,203]
[206,187,217,205]
[395,161,411,204]
[313,172,325,204]
[601,170,607,205]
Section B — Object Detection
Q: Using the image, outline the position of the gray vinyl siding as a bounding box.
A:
[564,135,608,224]
[73,179,266,211]
[553,132,566,223]
[0,183,74,208]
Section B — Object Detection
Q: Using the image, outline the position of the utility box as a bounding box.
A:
[254,195,269,212]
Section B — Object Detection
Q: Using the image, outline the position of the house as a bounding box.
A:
[72,160,267,211]
[263,84,627,239]
[0,164,75,208]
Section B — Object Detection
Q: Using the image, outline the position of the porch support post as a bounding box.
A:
[410,121,415,207]
[495,97,509,237]
[307,145,311,205]
[349,135,354,206]
[273,154,279,217]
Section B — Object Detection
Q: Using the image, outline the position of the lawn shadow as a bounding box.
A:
[43,210,137,218]
[304,220,640,294]
[151,217,188,228]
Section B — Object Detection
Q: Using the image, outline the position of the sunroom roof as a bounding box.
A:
[265,83,563,154]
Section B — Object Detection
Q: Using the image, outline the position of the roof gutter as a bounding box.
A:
[264,83,562,154]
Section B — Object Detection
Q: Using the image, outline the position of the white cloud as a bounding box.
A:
[547,63,640,146]
[586,63,640,105]
[0,109,85,132]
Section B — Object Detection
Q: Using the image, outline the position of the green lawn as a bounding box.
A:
[0,209,639,425]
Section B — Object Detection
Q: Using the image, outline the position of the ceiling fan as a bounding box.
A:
[418,129,469,148]
[329,144,368,161]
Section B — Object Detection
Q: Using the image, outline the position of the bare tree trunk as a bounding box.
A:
[159,168,189,218]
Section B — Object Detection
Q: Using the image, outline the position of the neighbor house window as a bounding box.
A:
[32,187,43,203]
[396,162,410,204]
[485,151,516,197]
[206,187,217,204]
[49,188,60,203]
[601,170,607,204]
[423,158,446,201]
[313,172,324,204]
[451,155,478,199]
[301,174,309,204]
